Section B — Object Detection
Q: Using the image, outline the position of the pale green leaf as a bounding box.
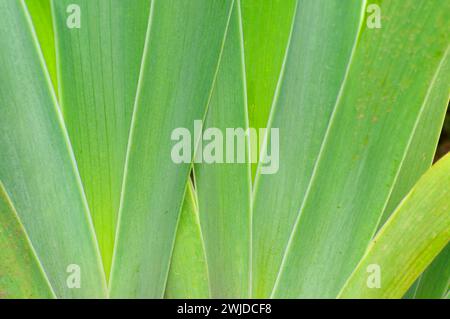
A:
[367,23,450,299]
[165,181,210,299]
[270,0,450,298]
[0,0,106,298]
[373,26,450,299]
[240,0,296,178]
[379,54,450,226]
[0,182,54,299]
[252,0,365,298]
[51,0,151,276]
[241,0,296,134]
[109,0,234,298]
[2,0,448,300]
[194,1,252,298]
[25,0,57,90]
[338,153,450,298]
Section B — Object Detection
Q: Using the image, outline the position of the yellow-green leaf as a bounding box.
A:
[51,0,151,276]
[338,153,450,299]
[165,181,209,299]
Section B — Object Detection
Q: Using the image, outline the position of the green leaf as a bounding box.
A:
[0,0,106,298]
[402,279,421,299]
[252,0,365,298]
[413,244,450,299]
[0,182,54,299]
[241,0,296,134]
[109,0,234,298]
[379,49,450,227]
[165,181,210,299]
[25,0,57,90]
[371,19,450,299]
[240,0,296,178]
[2,0,448,300]
[338,153,450,299]
[51,0,151,277]
[269,0,450,298]
[194,1,252,298]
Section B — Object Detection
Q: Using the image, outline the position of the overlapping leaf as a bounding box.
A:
[0,183,54,299]
[194,0,252,298]
[271,0,450,298]
[165,181,209,299]
[339,154,450,298]
[252,0,365,298]
[412,244,449,299]
[240,0,296,178]
[0,0,448,300]
[0,0,106,298]
[109,0,234,298]
[25,0,57,89]
[52,0,151,276]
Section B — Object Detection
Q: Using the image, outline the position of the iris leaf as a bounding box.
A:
[0,182,54,299]
[109,0,234,298]
[0,0,106,298]
[51,0,151,276]
[339,154,450,299]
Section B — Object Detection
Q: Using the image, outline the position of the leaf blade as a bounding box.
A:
[240,0,296,178]
[413,244,450,299]
[0,182,54,299]
[338,153,450,299]
[251,0,365,298]
[109,0,234,298]
[271,0,450,298]
[0,0,106,298]
[51,0,151,276]
[164,181,210,299]
[25,0,57,90]
[194,1,252,298]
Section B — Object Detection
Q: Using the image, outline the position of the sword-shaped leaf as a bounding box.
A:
[25,0,57,89]
[379,54,450,226]
[252,0,365,298]
[51,0,151,276]
[413,244,450,299]
[375,44,450,299]
[0,182,54,299]
[0,0,106,298]
[194,0,252,298]
[165,181,209,299]
[338,154,450,298]
[109,0,234,298]
[271,0,449,298]
[240,0,296,178]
